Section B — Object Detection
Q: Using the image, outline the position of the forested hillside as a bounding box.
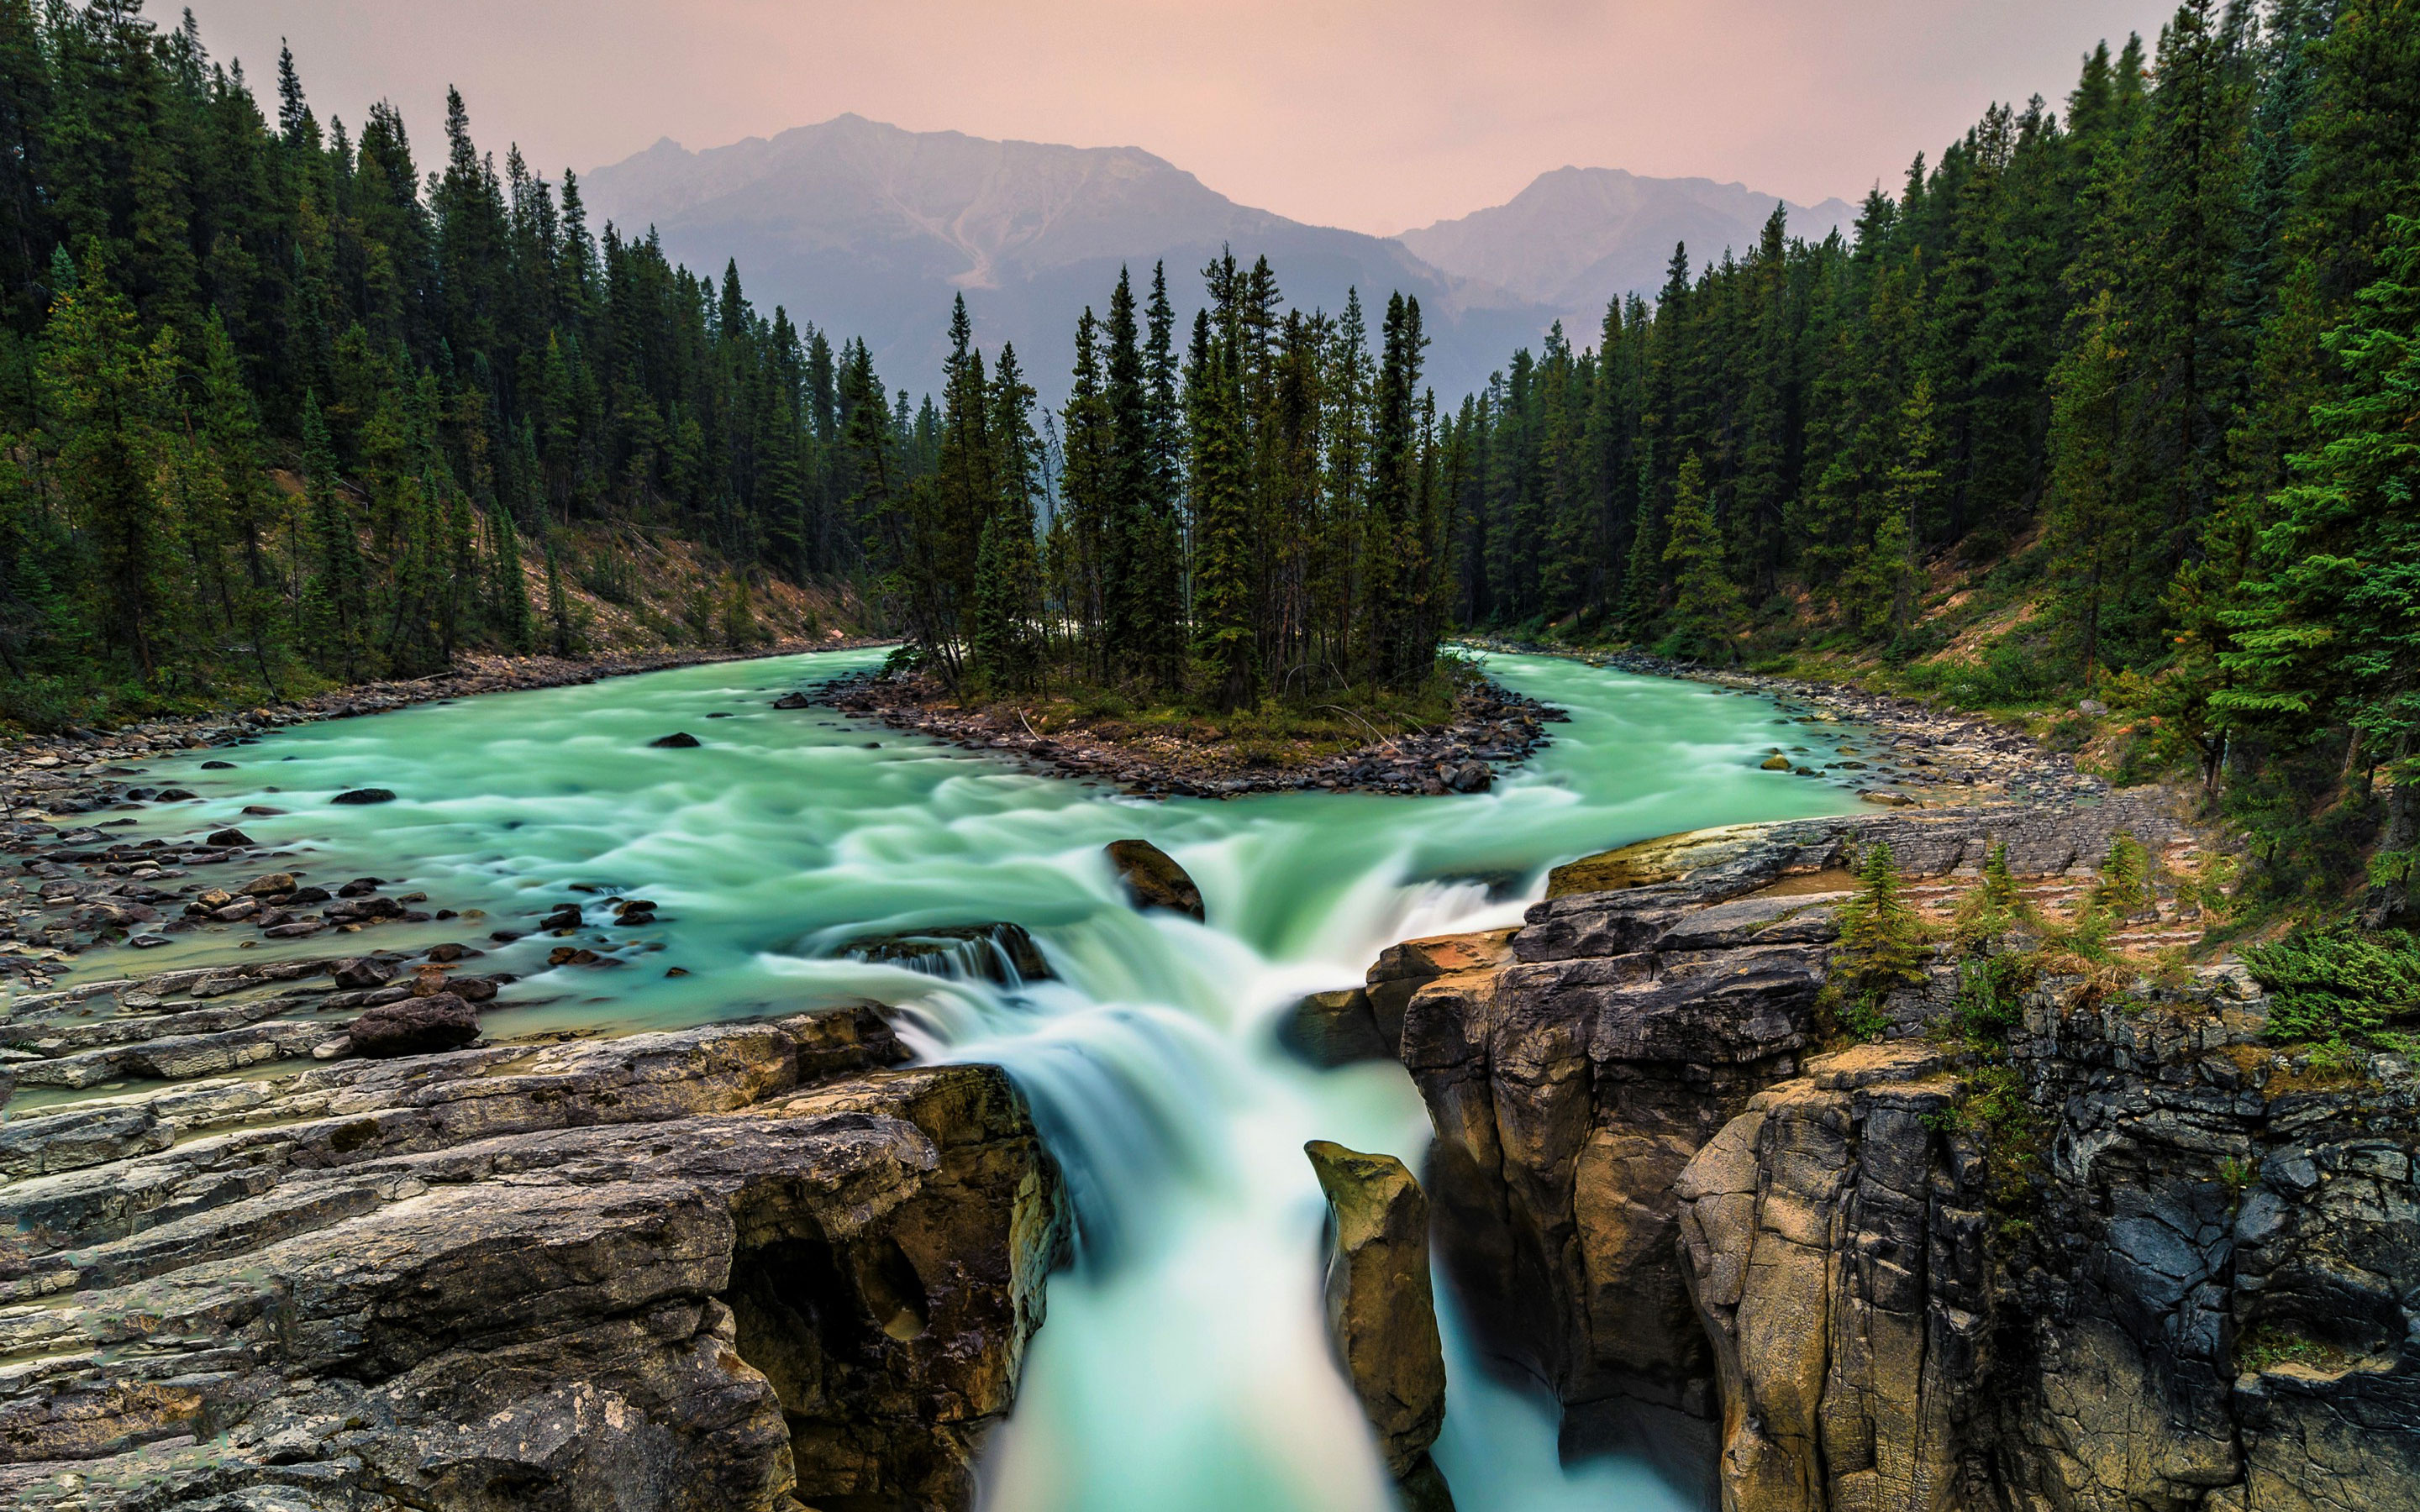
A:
[0,0,882,724]
[12,0,2420,917]
[1443,0,2420,911]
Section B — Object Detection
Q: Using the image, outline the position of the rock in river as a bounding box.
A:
[330,786,397,805]
[1276,987,1389,1067]
[1305,1139,1449,1496]
[1104,837,1206,922]
[349,990,479,1058]
[651,731,702,748]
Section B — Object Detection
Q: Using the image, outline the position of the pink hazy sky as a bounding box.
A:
[188,0,2184,235]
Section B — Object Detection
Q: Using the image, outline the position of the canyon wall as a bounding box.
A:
[1372,805,2420,1509]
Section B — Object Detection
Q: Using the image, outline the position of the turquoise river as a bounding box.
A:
[62,648,1877,1512]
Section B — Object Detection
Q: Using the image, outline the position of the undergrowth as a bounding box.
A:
[2242,925,2420,1061]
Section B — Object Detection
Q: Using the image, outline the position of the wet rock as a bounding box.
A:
[331,787,397,805]
[200,759,235,769]
[1365,927,1518,1058]
[204,827,255,847]
[771,691,812,709]
[651,731,702,748]
[1277,987,1390,1067]
[349,990,481,1058]
[1305,1140,1448,1488]
[1760,753,1793,770]
[239,870,297,895]
[841,922,1053,985]
[0,1013,1061,1512]
[331,956,397,990]
[1104,838,1206,922]
[1445,760,1491,794]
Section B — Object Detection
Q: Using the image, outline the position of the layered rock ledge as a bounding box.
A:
[0,1004,1064,1512]
[1350,801,2420,1509]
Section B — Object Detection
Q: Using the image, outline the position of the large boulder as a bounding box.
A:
[1304,1140,1449,1496]
[349,991,480,1058]
[1104,838,1206,922]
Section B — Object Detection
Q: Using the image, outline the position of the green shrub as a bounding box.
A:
[2243,925,2420,1054]
[1955,951,2033,1042]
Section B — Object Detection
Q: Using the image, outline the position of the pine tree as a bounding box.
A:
[1659,455,1739,662]
[2217,216,2420,911]
[298,390,365,679]
[1829,841,1929,1039]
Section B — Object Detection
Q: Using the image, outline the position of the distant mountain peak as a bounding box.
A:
[583,119,1840,406]
[1399,165,1856,329]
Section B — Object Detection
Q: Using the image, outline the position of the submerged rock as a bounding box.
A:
[1305,1140,1450,1496]
[1276,987,1389,1067]
[330,786,397,805]
[1104,837,1206,922]
[651,731,702,748]
[841,922,1053,985]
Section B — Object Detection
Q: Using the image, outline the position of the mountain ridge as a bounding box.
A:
[582,116,1849,401]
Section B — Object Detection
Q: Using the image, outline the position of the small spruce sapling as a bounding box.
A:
[1827,841,1930,1042]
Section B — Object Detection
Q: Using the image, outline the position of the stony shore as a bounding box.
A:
[0,639,892,990]
[813,669,1569,799]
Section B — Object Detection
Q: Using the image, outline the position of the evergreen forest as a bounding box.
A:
[6,0,2420,910]
[1441,0,2420,913]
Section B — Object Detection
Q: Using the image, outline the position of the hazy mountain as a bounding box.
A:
[583,114,1555,407]
[1398,166,1859,336]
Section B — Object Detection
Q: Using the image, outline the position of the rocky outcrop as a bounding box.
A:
[0,1005,1065,1511]
[1306,1140,1451,1509]
[1673,1041,1981,1511]
[1376,801,2420,1509]
[1105,838,1206,922]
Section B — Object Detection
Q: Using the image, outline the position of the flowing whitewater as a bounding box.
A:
[79,648,1871,1510]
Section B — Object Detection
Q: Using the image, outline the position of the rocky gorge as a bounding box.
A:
[1307,801,2420,1510]
[10,641,2393,1512]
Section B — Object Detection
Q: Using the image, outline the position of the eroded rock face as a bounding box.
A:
[1383,803,2420,1512]
[1305,1141,1448,1490]
[1674,1042,1983,1512]
[0,1005,1066,1511]
[1402,882,1834,1479]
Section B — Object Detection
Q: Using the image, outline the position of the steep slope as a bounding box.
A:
[583,114,1556,404]
[1398,166,1857,333]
